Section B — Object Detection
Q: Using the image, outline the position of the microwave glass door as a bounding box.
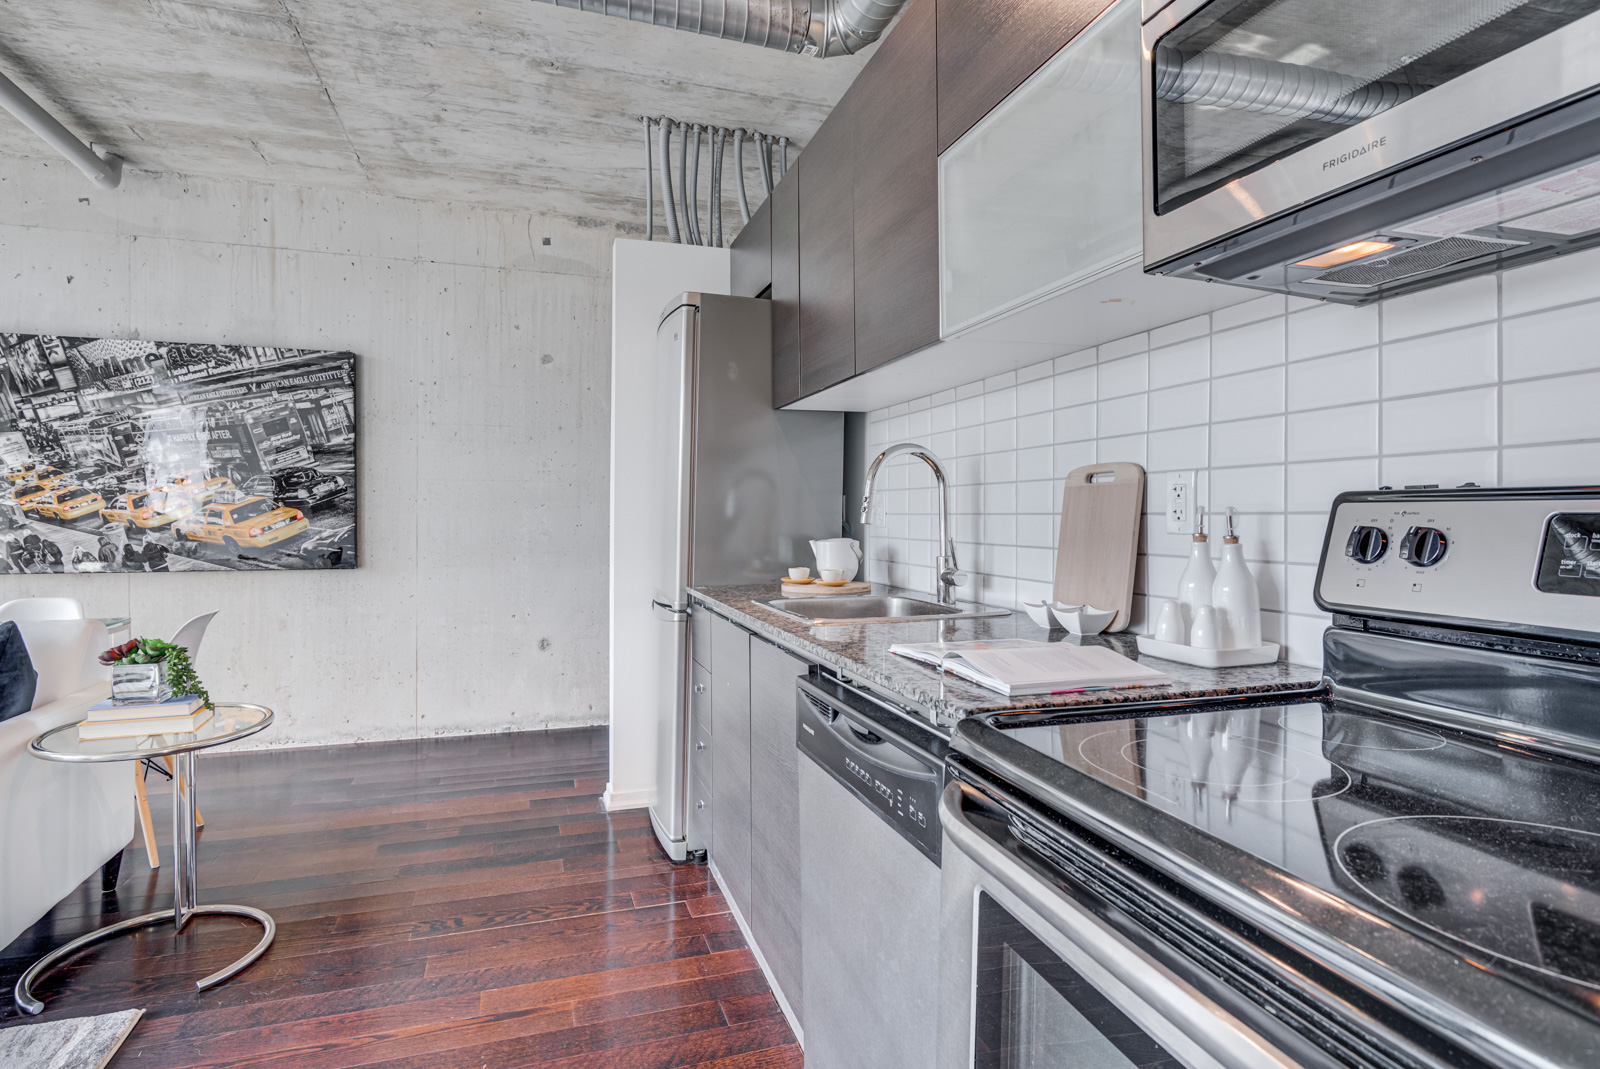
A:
[1153,0,1600,215]
[974,892,1183,1068]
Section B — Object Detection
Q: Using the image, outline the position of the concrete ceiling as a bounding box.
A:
[0,0,871,225]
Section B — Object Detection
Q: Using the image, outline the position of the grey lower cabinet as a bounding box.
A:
[710,614,752,915]
[748,639,808,1024]
[800,757,942,1069]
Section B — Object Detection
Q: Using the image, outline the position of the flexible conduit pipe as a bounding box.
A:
[658,118,680,243]
[642,116,654,241]
[687,124,703,245]
[734,129,751,224]
[0,70,122,188]
[528,0,908,57]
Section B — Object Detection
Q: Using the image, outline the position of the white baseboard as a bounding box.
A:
[707,858,804,1049]
[601,784,652,812]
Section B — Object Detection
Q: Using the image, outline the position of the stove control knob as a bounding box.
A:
[1403,527,1448,567]
[1345,525,1388,563]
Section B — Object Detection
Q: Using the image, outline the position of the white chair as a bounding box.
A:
[170,611,217,665]
[133,611,219,868]
[0,598,86,623]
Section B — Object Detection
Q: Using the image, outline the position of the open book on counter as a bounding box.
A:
[889,639,1171,698]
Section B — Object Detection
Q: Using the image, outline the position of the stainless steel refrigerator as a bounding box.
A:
[648,293,843,861]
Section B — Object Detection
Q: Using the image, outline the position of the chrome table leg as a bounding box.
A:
[13,752,275,1015]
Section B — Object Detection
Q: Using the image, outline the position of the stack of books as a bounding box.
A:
[78,695,212,740]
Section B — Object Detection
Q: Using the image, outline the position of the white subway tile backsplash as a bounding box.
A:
[1149,381,1210,429]
[1503,369,1600,445]
[1149,337,1210,389]
[1382,324,1497,398]
[1381,275,1497,340]
[1287,303,1379,360]
[1099,353,1149,398]
[1285,403,1378,461]
[1287,458,1380,513]
[1502,301,1600,381]
[1382,388,1498,453]
[1148,426,1209,472]
[984,387,1017,422]
[1287,348,1379,412]
[1211,464,1285,512]
[1501,245,1600,316]
[1098,333,1148,361]
[1211,366,1284,421]
[1212,294,1287,330]
[1150,315,1210,348]
[1380,450,1498,490]
[1212,415,1286,467]
[1098,394,1148,437]
[1211,318,1285,376]
[1055,365,1097,406]
[866,252,1599,618]
[1502,442,1600,485]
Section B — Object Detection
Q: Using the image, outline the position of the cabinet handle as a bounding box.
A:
[696,799,706,810]
[694,683,706,694]
[695,741,706,751]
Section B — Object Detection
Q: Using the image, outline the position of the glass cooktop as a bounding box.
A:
[986,701,1600,1035]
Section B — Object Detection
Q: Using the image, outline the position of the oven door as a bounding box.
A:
[935,781,1305,1069]
[1141,0,1600,270]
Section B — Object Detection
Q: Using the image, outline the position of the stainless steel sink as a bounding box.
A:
[761,595,1011,625]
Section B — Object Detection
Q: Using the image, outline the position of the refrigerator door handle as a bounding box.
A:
[653,600,690,622]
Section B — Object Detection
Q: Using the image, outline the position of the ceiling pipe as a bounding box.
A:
[0,70,122,189]
[528,0,910,57]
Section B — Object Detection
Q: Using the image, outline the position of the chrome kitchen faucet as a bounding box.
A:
[861,443,965,605]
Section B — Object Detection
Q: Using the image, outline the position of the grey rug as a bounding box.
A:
[0,1009,142,1068]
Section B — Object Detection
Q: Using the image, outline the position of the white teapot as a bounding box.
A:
[810,538,862,582]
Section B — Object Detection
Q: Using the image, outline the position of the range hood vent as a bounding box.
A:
[1310,236,1523,287]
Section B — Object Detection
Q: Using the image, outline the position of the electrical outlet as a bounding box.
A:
[1165,471,1195,534]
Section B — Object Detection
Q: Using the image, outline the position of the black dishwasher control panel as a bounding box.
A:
[796,673,947,864]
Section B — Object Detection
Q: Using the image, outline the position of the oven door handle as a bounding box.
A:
[939,782,1299,1069]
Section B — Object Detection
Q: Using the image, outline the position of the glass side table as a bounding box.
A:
[15,703,275,1015]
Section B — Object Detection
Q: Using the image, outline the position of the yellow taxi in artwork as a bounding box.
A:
[11,482,51,510]
[100,489,194,528]
[29,486,106,521]
[169,471,234,505]
[5,462,41,484]
[31,466,67,488]
[174,495,309,550]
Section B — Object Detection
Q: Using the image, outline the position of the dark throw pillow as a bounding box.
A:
[0,620,39,721]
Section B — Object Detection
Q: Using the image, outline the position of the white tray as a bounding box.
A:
[1135,636,1280,668]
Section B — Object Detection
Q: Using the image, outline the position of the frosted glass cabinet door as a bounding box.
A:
[940,0,1142,335]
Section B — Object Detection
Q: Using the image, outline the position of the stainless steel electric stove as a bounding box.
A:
[937,487,1600,1069]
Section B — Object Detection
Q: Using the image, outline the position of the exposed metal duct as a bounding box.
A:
[0,69,122,188]
[530,0,909,57]
[1155,46,1420,126]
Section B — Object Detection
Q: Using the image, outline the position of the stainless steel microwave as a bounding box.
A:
[1141,0,1600,304]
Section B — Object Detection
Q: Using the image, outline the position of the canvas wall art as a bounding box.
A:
[0,334,356,572]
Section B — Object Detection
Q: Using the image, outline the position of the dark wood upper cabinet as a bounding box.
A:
[937,0,1115,153]
[797,93,858,398]
[770,168,802,408]
[852,0,939,373]
[731,194,773,299]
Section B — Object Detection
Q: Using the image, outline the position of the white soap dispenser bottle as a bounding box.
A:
[1176,506,1216,637]
[1213,507,1262,650]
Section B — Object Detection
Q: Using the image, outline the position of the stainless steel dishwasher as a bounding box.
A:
[796,672,946,1069]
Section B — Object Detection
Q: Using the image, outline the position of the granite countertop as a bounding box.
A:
[690,583,1326,727]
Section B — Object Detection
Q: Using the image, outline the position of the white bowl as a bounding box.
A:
[1049,602,1117,635]
[788,567,811,580]
[1021,600,1055,628]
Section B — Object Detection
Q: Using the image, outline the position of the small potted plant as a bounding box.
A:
[100,638,211,708]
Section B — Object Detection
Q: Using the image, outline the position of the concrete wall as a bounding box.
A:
[0,158,618,747]
[864,260,1600,667]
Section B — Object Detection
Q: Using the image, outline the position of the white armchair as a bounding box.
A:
[0,617,134,948]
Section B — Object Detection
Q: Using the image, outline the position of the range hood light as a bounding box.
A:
[1296,241,1396,269]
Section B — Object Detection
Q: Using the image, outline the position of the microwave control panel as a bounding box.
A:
[1317,493,1600,637]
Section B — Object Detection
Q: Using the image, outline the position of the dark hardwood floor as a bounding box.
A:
[0,728,802,1068]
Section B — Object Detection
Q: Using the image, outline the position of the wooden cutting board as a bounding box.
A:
[1052,462,1145,633]
[781,580,872,598]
